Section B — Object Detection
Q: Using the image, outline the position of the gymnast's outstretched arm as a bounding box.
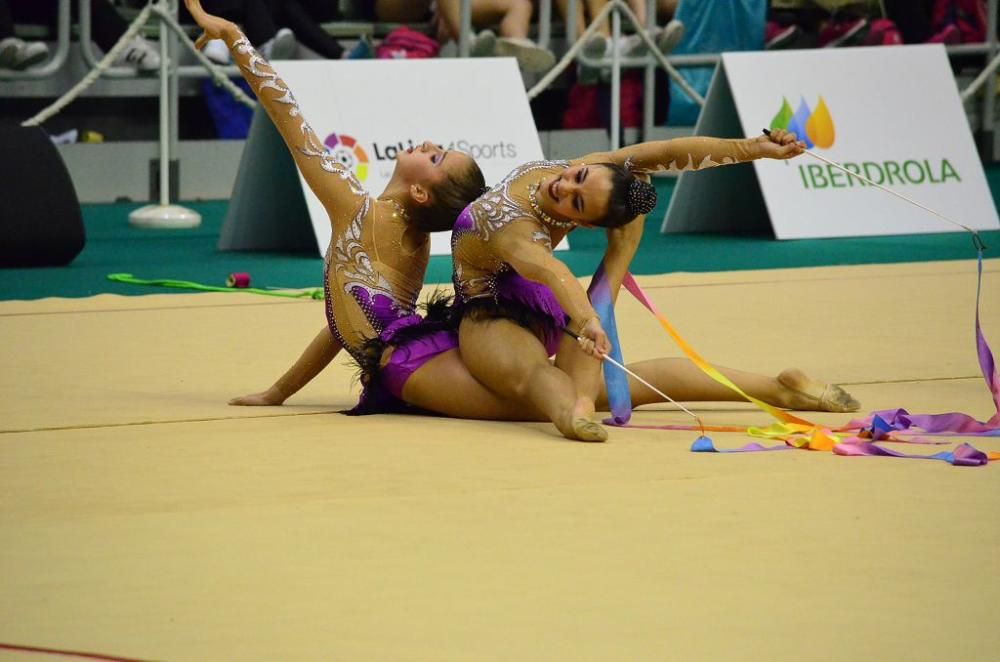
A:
[597,209,645,303]
[230,327,343,406]
[184,0,367,223]
[570,129,805,173]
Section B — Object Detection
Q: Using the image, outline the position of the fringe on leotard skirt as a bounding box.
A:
[344,289,455,416]
[454,270,568,357]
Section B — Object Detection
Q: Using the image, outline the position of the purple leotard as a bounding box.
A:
[227,32,456,414]
[449,160,573,356]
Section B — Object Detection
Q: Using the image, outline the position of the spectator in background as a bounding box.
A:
[556,0,683,84]
[582,0,684,57]
[765,0,986,49]
[882,0,986,45]
[667,0,767,125]
[766,0,875,49]
[352,0,435,23]
[273,0,350,60]
[181,0,296,64]
[0,0,48,70]
[1,0,160,71]
[436,0,555,73]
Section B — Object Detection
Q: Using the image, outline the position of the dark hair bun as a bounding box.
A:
[627,178,657,217]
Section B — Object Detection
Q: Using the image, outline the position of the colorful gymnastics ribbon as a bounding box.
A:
[837,246,1000,440]
[589,248,1000,465]
[587,261,632,425]
[107,273,324,300]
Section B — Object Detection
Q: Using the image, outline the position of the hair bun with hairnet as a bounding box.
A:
[627,178,657,217]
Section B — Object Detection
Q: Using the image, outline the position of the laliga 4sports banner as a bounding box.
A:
[224,57,545,256]
[664,44,999,239]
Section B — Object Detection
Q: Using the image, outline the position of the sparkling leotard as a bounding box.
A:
[230,34,426,363]
[450,140,768,353]
[451,159,569,303]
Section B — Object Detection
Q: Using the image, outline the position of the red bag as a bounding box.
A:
[562,74,644,130]
[932,0,988,43]
[376,27,440,59]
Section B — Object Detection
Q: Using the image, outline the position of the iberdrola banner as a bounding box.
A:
[663,45,1000,239]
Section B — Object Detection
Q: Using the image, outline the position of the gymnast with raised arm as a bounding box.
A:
[186,0,859,440]
[448,136,859,441]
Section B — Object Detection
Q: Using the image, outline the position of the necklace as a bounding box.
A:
[528,182,575,230]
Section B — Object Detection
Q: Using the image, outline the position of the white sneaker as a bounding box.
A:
[656,19,685,54]
[469,29,497,57]
[114,36,160,71]
[0,37,50,70]
[495,37,555,73]
[259,27,296,60]
[202,38,231,65]
[620,33,645,57]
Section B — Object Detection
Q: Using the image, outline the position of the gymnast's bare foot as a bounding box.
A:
[556,398,608,442]
[776,368,860,412]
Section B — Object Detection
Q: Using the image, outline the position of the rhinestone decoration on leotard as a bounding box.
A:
[527,183,575,230]
[467,160,569,240]
[234,36,367,198]
[233,34,421,359]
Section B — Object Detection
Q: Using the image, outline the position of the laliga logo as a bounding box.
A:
[323,132,370,182]
[770,95,835,149]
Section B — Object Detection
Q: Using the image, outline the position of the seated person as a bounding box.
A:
[3,0,160,71]
[437,0,555,73]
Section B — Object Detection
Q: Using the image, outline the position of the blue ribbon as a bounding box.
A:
[588,262,633,425]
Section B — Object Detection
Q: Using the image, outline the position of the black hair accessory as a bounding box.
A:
[627,178,657,217]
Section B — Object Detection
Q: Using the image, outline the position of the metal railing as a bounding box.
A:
[3,0,1000,188]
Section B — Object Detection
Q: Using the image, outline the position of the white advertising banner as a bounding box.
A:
[225,57,545,256]
[664,45,999,239]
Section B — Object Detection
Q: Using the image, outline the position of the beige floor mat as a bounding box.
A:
[1,260,998,661]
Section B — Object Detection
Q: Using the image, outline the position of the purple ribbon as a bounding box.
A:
[846,408,1000,437]
[833,441,991,466]
[974,248,1000,425]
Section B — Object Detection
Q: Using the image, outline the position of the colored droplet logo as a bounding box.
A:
[769,97,793,133]
[323,132,369,181]
[769,95,836,149]
[805,96,834,149]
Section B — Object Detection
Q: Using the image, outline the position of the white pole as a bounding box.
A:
[158,19,169,207]
[128,2,201,229]
[610,4,621,150]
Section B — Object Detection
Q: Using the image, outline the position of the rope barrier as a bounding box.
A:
[527,0,616,100]
[527,0,705,107]
[20,0,255,129]
[21,2,155,127]
[149,2,256,109]
[612,0,704,106]
[961,47,1000,102]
